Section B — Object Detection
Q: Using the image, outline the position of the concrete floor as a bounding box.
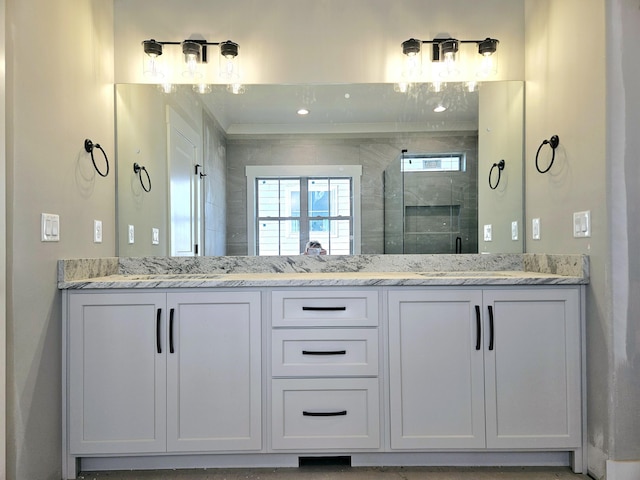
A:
[77,466,593,479]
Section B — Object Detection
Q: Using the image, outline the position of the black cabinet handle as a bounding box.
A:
[475,305,481,351]
[488,305,495,351]
[303,410,347,417]
[169,308,175,354]
[302,350,347,356]
[302,306,346,311]
[156,308,162,354]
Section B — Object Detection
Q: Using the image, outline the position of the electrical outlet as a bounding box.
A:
[94,220,103,243]
[41,213,60,242]
[532,218,541,240]
[483,224,492,241]
[128,225,135,244]
[511,221,519,241]
[152,228,160,245]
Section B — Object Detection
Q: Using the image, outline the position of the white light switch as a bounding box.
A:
[532,218,541,240]
[94,220,103,243]
[573,210,591,238]
[152,228,160,245]
[483,224,492,241]
[511,221,519,241]
[41,213,60,242]
[128,225,135,244]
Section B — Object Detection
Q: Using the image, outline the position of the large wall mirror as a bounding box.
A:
[115,81,523,257]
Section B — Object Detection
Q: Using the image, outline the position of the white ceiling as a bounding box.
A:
[200,82,479,136]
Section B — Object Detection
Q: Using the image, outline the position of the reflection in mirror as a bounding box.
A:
[115,82,523,257]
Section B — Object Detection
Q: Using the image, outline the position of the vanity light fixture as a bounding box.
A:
[399,36,499,82]
[142,37,243,92]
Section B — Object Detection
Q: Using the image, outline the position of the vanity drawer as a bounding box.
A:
[271,378,380,450]
[271,290,379,327]
[272,328,379,377]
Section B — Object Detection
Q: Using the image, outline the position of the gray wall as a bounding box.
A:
[6,0,115,478]
[226,133,477,255]
[606,0,640,471]
[523,1,615,478]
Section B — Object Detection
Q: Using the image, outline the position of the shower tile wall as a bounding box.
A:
[226,133,478,255]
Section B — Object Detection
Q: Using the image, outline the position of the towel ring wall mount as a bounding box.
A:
[535,134,560,174]
[133,163,152,192]
[488,159,505,190]
[84,139,110,177]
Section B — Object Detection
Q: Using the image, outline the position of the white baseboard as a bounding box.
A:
[606,460,640,480]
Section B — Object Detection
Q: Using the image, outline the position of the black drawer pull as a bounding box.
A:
[302,350,347,356]
[302,306,346,311]
[303,410,347,417]
[475,305,481,351]
[156,308,162,354]
[169,308,175,354]
[488,305,495,351]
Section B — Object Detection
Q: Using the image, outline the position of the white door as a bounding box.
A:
[483,288,581,449]
[68,292,167,455]
[166,291,262,452]
[167,107,202,256]
[388,288,486,449]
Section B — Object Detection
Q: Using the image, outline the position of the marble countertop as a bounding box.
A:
[58,254,589,289]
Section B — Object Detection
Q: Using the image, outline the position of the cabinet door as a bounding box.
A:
[483,288,581,449]
[68,292,167,454]
[166,291,262,452]
[388,289,486,449]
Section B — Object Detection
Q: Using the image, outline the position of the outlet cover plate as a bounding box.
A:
[483,224,492,241]
[511,221,519,241]
[152,228,160,245]
[128,225,135,244]
[532,218,541,240]
[93,220,103,243]
[573,211,591,238]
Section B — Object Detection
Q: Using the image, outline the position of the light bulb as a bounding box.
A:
[477,53,497,78]
[466,81,478,92]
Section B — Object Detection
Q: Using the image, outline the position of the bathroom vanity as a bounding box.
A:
[59,254,588,479]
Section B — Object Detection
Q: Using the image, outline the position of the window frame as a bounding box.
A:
[246,165,362,256]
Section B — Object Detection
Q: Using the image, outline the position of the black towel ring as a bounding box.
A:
[489,159,505,190]
[133,163,152,192]
[84,139,109,177]
[535,135,560,174]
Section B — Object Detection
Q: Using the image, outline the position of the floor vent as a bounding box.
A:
[298,456,352,468]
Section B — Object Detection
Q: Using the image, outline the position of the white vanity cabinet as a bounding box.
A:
[66,290,262,457]
[388,287,582,451]
[270,289,381,450]
[68,292,167,454]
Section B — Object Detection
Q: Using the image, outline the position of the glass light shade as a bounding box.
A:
[227,83,246,95]
[193,83,212,94]
[182,41,203,80]
[219,41,240,82]
[157,83,176,94]
[477,50,498,78]
[439,39,460,79]
[476,38,499,78]
[142,40,164,79]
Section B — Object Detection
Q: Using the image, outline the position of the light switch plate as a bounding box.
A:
[93,220,103,243]
[41,213,60,242]
[511,221,519,241]
[483,224,492,241]
[128,225,135,244]
[532,218,541,240]
[573,210,591,238]
[152,227,159,245]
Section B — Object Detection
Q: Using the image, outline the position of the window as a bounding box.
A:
[246,166,362,255]
[402,153,465,172]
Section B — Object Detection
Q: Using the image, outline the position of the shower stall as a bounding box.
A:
[384,151,478,254]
